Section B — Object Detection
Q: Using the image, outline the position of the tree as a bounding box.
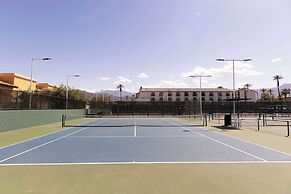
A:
[243,83,252,101]
[117,84,124,101]
[268,89,275,101]
[51,84,85,101]
[244,83,252,89]
[260,88,267,101]
[281,88,291,100]
[273,75,283,100]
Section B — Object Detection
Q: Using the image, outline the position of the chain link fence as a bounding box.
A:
[0,88,86,110]
[89,100,291,116]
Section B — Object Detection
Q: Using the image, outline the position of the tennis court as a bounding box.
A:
[1,116,291,165]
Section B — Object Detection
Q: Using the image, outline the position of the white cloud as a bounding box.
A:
[98,76,111,81]
[144,80,188,88]
[114,76,132,85]
[181,62,261,78]
[271,58,282,63]
[137,73,149,79]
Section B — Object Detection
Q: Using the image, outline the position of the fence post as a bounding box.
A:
[16,90,19,108]
[147,102,150,117]
[287,121,290,137]
[257,119,260,131]
[204,115,208,126]
[61,115,65,127]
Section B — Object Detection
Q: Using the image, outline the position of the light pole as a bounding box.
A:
[66,74,80,109]
[29,57,52,109]
[216,58,252,122]
[189,75,212,117]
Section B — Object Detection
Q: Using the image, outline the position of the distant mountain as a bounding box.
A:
[80,89,135,101]
[97,90,135,97]
[254,83,291,97]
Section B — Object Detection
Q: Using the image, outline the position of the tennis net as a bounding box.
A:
[61,114,206,128]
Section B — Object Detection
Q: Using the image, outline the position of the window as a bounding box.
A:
[226,92,230,97]
[150,97,155,101]
[185,98,189,101]
[202,97,205,101]
[168,97,172,101]
[193,97,197,101]
[218,92,222,97]
[193,92,197,96]
[176,92,180,96]
[209,97,214,102]
[159,97,163,101]
[168,92,172,96]
[176,98,180,102]
[202,92,205,96]
[151,92,155,96]
[185,92,189,96]
[209,92,214,96]
[218,98,222,102]
[159,92,163,97]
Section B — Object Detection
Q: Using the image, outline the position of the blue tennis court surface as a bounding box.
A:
[1,118,291,165]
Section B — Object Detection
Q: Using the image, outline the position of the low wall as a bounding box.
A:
[0,109,85,132]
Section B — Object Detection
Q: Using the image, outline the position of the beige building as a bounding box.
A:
[0,73,37,91]
[236,88,258,101]
[136,87,257,102]
[37,83,57,91]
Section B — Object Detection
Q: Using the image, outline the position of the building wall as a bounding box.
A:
[0,73,37,91]
[37,83,57,91]
[236,89,257,101]
[137,88,257,102]
[14,76,37,91]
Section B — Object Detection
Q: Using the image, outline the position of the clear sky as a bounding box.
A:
[1,0,291,92]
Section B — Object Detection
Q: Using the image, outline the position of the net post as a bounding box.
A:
[204,114,208,126]
[287,121,290,137]
[61,114,65,127]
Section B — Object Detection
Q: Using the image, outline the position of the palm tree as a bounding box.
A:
[273,75,283,100]
[243,83,252,101]
[117,84,124,101]
[244,83,252,89]
[261,88,267,101]
[281,88,291,100]
[268,89,274,101]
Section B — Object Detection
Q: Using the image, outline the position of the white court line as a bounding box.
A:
[192,130,267,162]
[167,119,267,162]
[134,122,137,137]
[0,126,91,163]
[210,130,291,158]
[0,121,107,164]
[67,135,201,138]
[1,160,291,166]
[0,120,99,150]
